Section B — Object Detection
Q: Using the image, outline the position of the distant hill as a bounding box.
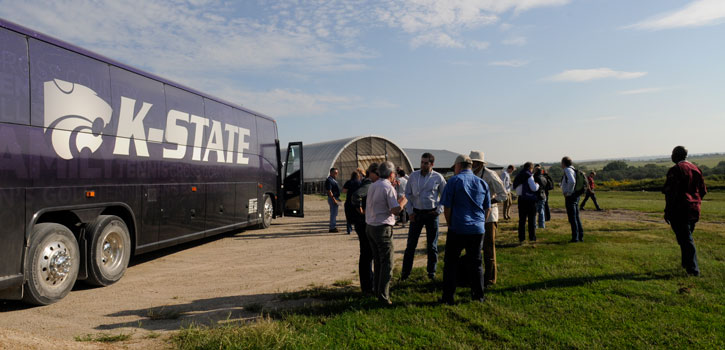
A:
[577,153,725,170]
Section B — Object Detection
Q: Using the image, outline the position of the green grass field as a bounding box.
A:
[173,192,725,350]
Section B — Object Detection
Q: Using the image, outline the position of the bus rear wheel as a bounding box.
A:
[86,215,131,287]
[23,223,80,305]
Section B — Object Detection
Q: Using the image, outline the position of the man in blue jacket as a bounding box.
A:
[440,154,491,305]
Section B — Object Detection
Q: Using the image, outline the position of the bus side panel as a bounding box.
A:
[0,27,31,282]
[140,185,160,248]
[25,185,141,223]
[0,188,25,280]
[235,182,255,223]
[256,118,278,196]
[158,183,205,243]
[0,26,30,125]
[29,38,112,129]
[205,183,237,233]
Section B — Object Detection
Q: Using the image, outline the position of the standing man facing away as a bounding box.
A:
[663,146,707,276]
[401,153,447,281]
[440,154,491,305]
[501,165,515,220]
[514,162,539,243]
[470,151,506,287]
[349,164,379,293]
[560,157,584,242]
[580,171,602,211]
[325,168,342,233]
[365,161,407,305]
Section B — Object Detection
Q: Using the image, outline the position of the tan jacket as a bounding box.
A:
[475,167,507,223]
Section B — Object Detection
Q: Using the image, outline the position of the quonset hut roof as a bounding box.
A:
[302,135,414,183]
[404,148,503,171]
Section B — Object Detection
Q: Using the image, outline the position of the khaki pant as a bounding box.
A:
[483,222,497,286]
[366,224,394,303]
[502,192,513,219]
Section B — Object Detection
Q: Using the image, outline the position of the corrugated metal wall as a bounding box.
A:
[304,136,413,194]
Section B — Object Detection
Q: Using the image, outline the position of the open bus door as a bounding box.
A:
[281,142,304,217]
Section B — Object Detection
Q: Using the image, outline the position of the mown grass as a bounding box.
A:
[173,192,725,349]
[548,190,725,221]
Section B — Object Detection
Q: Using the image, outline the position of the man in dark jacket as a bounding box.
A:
[663,146,707,276]
[514,162,539,243]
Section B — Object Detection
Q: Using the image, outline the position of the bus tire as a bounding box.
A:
[86,215,131,287]
[23,223,80,305]
[258,195,273,229]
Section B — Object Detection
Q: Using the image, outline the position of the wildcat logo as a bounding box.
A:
[44,79,112,160]
[43,79,252,163]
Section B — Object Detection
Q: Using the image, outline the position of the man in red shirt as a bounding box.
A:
[663,146,707,276]
[580,171,602,211]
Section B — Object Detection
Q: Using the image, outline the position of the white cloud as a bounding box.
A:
[376,0,569,48]
[628,0,725,30]
[548,68,647,82]
[411,32,465,48]
[0,0,374,76]
[618,87,665,95]
[469,40,491,50]
[213,85,397,118]
[489,60,529,67]
[590,116,620,122]
[502,36,527,46]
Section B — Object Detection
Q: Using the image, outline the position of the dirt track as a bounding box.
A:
[0,196,434,349]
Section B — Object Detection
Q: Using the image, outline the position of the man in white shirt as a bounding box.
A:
[366,161,407,305]
[560,156,584,242]
[501,165,515,220]
[401,153,447,281]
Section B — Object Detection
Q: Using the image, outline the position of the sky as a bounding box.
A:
[1,0,724,165]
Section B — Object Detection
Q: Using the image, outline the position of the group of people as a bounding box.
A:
[322,145,707,305]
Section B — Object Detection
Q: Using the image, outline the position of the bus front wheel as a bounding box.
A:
[23,223,80,305]
[258,195,273,229]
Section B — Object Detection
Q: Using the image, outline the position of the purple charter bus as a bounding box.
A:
[0,19,304,305]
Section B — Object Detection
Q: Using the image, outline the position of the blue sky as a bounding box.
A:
[2,0,723,165]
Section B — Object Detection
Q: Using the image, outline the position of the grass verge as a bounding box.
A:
[172,192,725,349]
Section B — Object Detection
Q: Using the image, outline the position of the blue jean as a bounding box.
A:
[565,195,584,241]
[535,198,546,228]
[670,219,699,275]
[327,197,338,230]
[401,211,440,278]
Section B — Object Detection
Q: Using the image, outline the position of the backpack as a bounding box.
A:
[572,168,590,197]
[535,174,547,200]
[350,179,372,215]
[543,173,554,191]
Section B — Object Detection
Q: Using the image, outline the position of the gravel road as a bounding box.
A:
[0,196,435,349]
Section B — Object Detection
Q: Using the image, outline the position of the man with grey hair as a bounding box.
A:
[470,150,506,287]
[440,154,490,304]
[366,161,407,304]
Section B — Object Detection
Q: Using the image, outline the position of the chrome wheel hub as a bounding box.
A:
[100,231,123,268]
[264,200,273,222]
[40,242,72,286]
